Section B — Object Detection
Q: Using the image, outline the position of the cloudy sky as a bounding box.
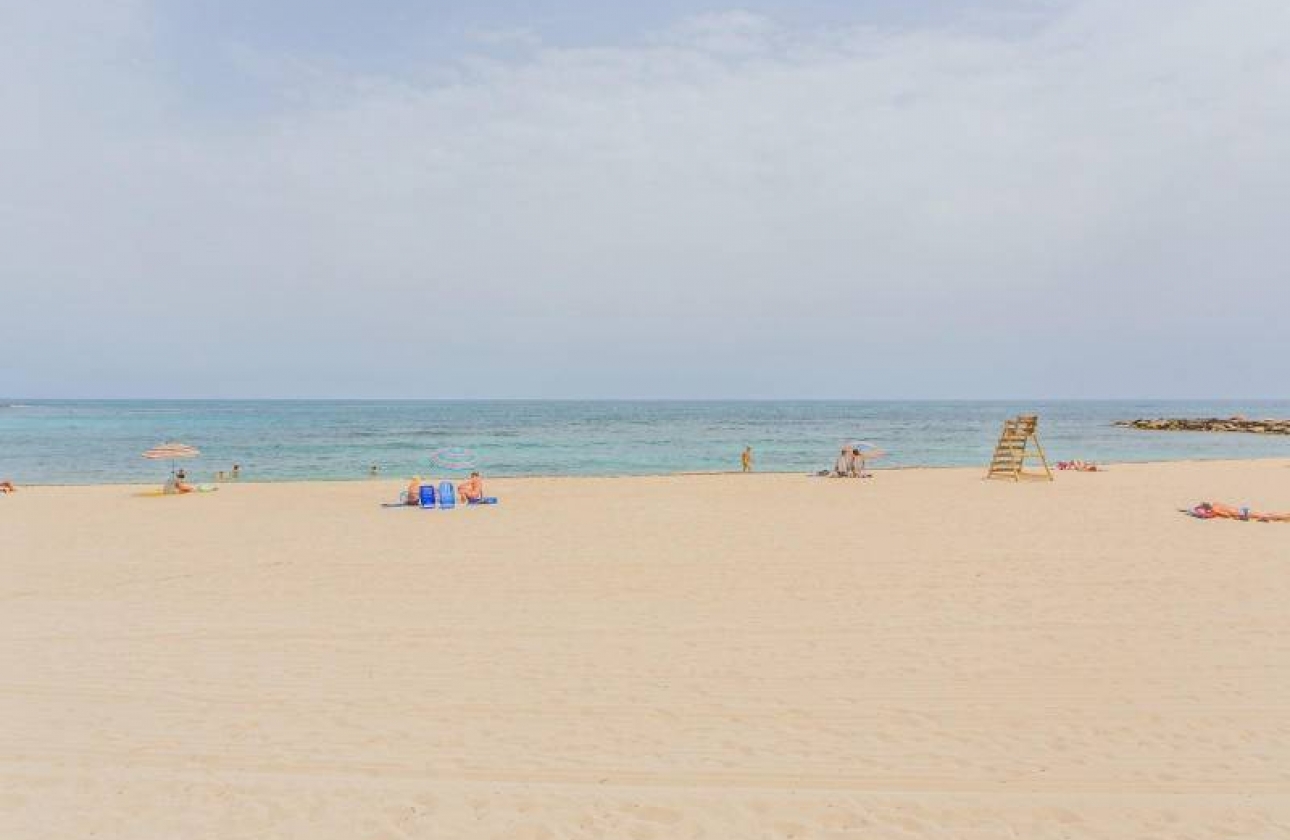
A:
[2,0,1286,398]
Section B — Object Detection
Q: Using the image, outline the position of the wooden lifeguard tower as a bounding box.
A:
[986,414,1053,481]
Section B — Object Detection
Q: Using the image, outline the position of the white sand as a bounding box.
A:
[3,460,1289,838]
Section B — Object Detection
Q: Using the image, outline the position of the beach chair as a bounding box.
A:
[437,481,456,510]
[986,414,1053,481]
[418,484,437,508]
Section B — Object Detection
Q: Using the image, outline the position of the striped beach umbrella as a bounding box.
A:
[143,442,200,475]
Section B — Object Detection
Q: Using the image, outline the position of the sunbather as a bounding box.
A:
[164,473,194,494]
[458,471,485,504]
[1057,460,1101,472]
[1187,502,1290,522]
[1,480,15,494]
[404,476,422,506]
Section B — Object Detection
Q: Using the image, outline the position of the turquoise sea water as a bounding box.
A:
[2,400,1288,484]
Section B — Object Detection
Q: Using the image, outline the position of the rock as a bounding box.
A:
[1118,417,1290,435]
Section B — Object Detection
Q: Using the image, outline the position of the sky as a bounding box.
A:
[1,0,1287,399]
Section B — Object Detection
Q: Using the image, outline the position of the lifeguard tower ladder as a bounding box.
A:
[986,414,1053,481]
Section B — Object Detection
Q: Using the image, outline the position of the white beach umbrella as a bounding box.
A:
[846,440,887,460]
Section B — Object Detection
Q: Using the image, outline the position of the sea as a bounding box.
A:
[2,400,1288,484]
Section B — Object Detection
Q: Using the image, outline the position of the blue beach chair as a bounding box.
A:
[418,484,437,509]
[438,480,456,509]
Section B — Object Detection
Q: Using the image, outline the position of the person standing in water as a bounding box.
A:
[741,446,753,473]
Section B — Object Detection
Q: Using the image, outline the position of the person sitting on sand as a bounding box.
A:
[164,471,194,494]
[851,447,870,478]
[833,447,852,478]
[457,471,485,504]
[1,480,15,494]
[405,475,423,506]
[1188,502,1290,522]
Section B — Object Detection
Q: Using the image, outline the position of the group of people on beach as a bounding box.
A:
[404,472,486,505]
[743,444,874,478]
[162,464,241,494]
[829,446,871,478]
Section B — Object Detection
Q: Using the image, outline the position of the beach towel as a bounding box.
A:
[134,485,218,498]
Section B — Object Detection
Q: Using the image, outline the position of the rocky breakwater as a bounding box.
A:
[1115,416,1290,435]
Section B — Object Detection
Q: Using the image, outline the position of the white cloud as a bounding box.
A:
[2,0,1287,397]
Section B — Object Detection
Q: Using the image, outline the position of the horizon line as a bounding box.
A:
[5,396,1288,403]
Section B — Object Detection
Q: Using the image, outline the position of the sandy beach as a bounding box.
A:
[3,459,1288,839]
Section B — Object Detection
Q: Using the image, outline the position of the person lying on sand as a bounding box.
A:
[1057,460,1101,472]
[1186,502,1290,522]
[457,471,484,504]
[0,480,15,493]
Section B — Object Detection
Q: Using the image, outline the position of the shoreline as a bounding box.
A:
[9,455,1289,488]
